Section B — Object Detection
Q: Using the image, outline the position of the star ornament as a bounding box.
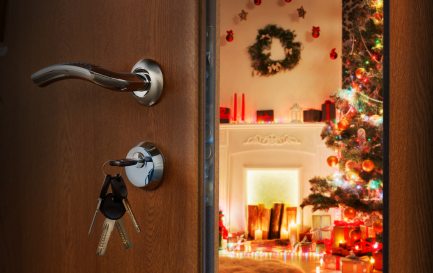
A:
[239,9,248,21]
[297,6,306,18]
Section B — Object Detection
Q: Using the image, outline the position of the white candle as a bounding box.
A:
[316,266,321,273]
[254,229,263,240]
[281,228,289,240]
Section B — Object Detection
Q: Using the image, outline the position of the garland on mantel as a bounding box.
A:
[248,24,302,76]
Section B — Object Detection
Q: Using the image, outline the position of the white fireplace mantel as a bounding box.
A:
[219,122,335,232]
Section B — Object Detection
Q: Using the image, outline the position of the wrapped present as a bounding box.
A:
[332,220,363,248]
[322,254,342,270]
[257,110,274,122]
[373,251,383,271]
[303,109,322,122]
[321,100,336,121]
[341,254,373,273]
[300,242,314,253]
[360,225,376,239]
[220,107,230,123]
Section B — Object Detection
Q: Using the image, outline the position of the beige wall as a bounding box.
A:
[220,0,342,122]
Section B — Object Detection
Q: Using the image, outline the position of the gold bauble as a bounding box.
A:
[344,207,357,220]
[338,118,350,130]
[327,156,339,167]
[362,159,375,172]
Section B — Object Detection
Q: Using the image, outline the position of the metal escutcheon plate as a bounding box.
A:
[125,142,164,189]
[131,59,164,106]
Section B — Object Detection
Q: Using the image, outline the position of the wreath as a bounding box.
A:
[248,24,302,76]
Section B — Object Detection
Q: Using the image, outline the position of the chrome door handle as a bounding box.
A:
[31,59,163,106]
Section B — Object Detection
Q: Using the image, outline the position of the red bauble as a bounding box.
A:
[254,0,262,5]
[373,221,383,233]
[330,48,338,60]
[343,207,357,220]
[362,159,375,172]
[312,26,320,38]
[327,156,339,167]
[350,229,362,241]
[345,160,357,171]
[226,30,234,42]
[285,0,293,2]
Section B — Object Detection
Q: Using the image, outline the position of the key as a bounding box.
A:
[88,174,112,235]
[112,175,141,233]
[96,218,116,256]
[96,193,126,255]
[115,218,132,249]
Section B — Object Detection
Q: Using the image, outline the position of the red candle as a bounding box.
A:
[241,93,245,121]
[233,93,237,121]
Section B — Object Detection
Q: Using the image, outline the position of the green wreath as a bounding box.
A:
[248,24,302,76]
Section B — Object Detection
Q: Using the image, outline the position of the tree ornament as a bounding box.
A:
[357,128,367,145]
[226,30,234,42]
[362,159,375,172]
[327,156,339,167]
[355,68,366,79]
[297,6,306,18]
[329,48,338,60]
[239,9,248,21]
[345,160,357,171]
[254,0,262,5]
[350,228,362,241]
[344,207,357,220]
[312,26,320,38]
[337,118,350,130]
[368,179,381,190]
[373,221,383,233]
[248,24,302,76]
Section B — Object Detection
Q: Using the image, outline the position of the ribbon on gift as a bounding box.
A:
[334,220,364,227]
[324,100,332,121]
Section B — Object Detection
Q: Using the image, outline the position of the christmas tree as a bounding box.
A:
[301,0,384,235]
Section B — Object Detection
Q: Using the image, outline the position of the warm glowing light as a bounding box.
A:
[280,228,289,240]
[370,257,376,264]
[373,242,379,249]
[355,245,359,251]
[320,258,324,267]
[254,229,263,240]
[316,266,321,273]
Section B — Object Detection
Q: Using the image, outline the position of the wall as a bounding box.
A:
[220,0,342,122]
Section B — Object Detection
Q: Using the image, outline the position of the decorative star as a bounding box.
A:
[297,6,306,18]
[285,47,293,55]
[239,9,248,21]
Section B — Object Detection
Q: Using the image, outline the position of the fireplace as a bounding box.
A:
[219,123,337,236]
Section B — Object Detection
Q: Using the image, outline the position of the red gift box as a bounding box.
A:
[220,107,230,123]
[303,109,322,122]
[321,100,336,121]
[332,220,363,248]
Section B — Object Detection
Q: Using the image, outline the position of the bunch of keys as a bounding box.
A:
[89,172,141,256]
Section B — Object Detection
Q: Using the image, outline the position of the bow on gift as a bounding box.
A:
[267,63,282,73]
[345,251,371,263]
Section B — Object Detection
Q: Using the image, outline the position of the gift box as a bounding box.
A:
[360,225,376,240]
[300,242,314,253]
[341,255,373,273]
[257,110,274,122]
[303,109,322,122]
[373,251,383,271]
[322,254,342,270]
[332,220,363,248]
[321,100,336,121]
[220,107,230,123]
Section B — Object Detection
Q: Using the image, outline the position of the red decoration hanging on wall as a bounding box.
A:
[312,26,320,38]
[330,48,338,60]
[226,30,234,42]
[254,0,262,5]
[285,0,293,3]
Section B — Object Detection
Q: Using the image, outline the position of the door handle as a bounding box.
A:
[31,59,163,106]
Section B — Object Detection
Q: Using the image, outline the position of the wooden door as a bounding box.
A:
[0,1,204,272]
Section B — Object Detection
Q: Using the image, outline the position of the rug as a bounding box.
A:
[219,257,306,273]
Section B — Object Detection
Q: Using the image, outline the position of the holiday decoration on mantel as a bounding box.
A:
[297,6,306,18]
[248,24,301,76]
[256,110,274,123]
[330,48,338,60]
[239,9,248,21]
[303,109,322,122]
[312,26,320,38]
[301,0,384,269]
[220,107,230,123]
[226,30,234,42]
[289,103,302,123]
